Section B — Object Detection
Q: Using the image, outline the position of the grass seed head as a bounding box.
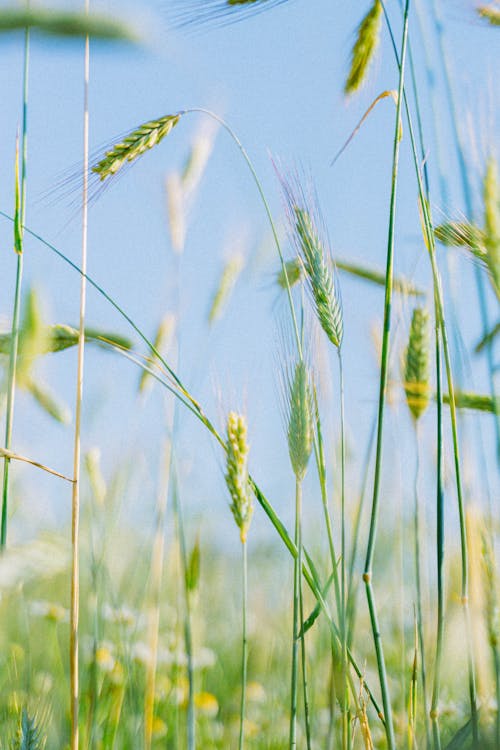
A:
[434,221,486,249]
[477,4,500,25]
[92,114,181,181]
[483,156,500,301]
[404,307,431,421]
[293,205,343,348]
[286,360,313,481]
[225,412,253,543]
[345,0,383,95]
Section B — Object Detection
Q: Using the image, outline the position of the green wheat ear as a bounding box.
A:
[13,708,45,750]
[92,114,181,181]
[434,221,486,249]
[477,4,500,25]
[225,412,254,543]
[286,359,313,482]
[483,156,500,301]
[403,307,431,421]
[294,206,343,349]
[345,0,383,95]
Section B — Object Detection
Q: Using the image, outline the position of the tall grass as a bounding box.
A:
[0,0,498,747]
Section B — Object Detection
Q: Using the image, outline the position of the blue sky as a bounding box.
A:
[0,0,498,545]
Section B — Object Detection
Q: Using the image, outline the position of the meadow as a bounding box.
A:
[0,0,499,748]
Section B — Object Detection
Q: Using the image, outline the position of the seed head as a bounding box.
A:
[225,412,253,543]
[287,360,313,481]
[404,307,431,421]
[483,156,500,302]
[92,114,181,181]
[345,0,383,95]
[294,205,343,348]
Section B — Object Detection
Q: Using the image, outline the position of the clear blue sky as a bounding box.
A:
[0,0,498,544]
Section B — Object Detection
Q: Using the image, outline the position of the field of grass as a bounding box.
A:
[0,1,499,748]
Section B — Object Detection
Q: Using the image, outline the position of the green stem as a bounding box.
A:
[338,350,348,750]
[383,4,478,741]
[238,540,248,750]
[1,23,30,549]
[430,316,444,750]
[363,5,410,749]
[346,407,377,649]
[289,477,302,749]
[173,468,195,750]
[414,422,432,749]
[299,555,312,750]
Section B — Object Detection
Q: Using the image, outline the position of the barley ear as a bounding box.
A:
[345,0,383,95]
[403,307,431,421]
[287,360,313,481]
[225,412,253,543]
[92,114,181,181]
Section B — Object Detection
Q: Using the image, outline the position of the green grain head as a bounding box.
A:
[345,0,383,95]
[294,206,343,349]
[92,114,181,181]
[404,307,431,421]
[225,412,253,543]
[477,4,500,25]
[286,360,313,481]
[483,156,500,301]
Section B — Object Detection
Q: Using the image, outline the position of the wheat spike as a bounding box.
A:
[225,412,253,543]
[345,0,383,95]
[443,390,499,414]
[403,307,431,421]
[483,156,500,301]
[13,709,45,750]
[434,221,486,249]
[286,360,313,481]
[92,114,181,181]
[293,205,343,348]
[477,4,500,25]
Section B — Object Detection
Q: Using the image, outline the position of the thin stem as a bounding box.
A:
[173,468,195,750]
[346,407,377,648]
[363,5,410,749]
[238,540,249,750]
[289,477,302,749]
[144,440,172,750]
[299,555,312,750]
[1,22,30,548]
[338,350,348,750]
[414,421,432,749]
[70,10,90,748]
[430,319,444,750]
